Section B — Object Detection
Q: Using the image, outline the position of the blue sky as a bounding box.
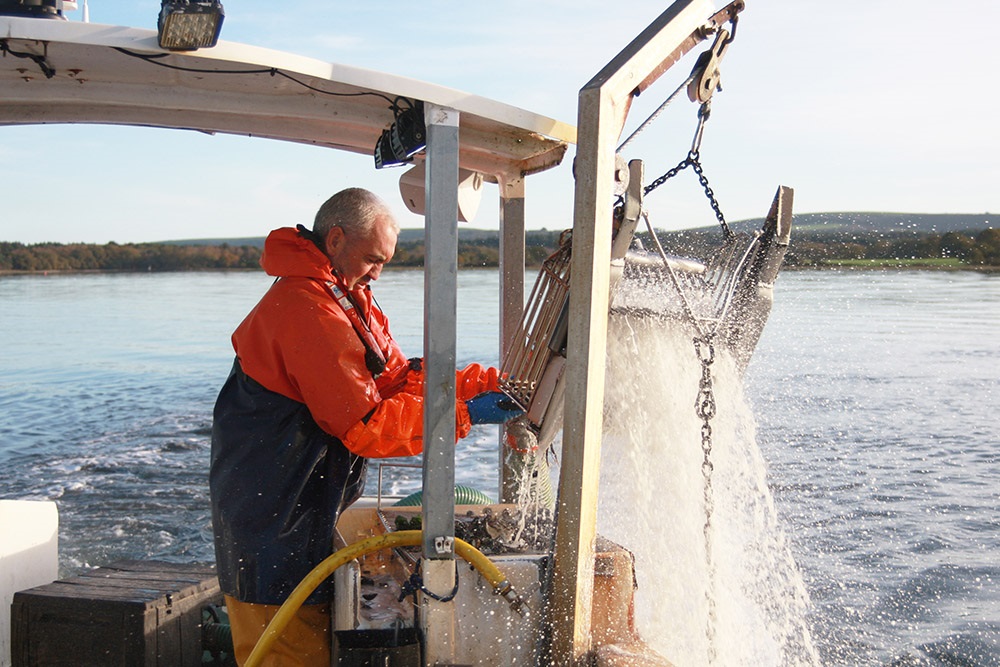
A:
[2,0,997,244]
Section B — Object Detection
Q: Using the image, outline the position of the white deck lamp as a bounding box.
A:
[157,0,224,51]
[398,164,484,223]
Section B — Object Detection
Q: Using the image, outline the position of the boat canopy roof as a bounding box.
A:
[0,16,574,180]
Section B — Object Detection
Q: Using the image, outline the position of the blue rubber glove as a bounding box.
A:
[465,391,524,425]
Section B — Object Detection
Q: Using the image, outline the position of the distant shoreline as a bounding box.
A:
[5,224,996,273]
[3,263,998,277]
[785,263,999,273]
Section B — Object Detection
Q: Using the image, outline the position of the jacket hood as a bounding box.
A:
[260,227,335,281]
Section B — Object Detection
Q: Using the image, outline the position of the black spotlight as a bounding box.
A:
[374,130,404,169]
[157,0,225,51]
[374,100,426,169]
[0,0,65,18]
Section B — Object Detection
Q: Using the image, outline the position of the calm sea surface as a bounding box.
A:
[1,268,997,665]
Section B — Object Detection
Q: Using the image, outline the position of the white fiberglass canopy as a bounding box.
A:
[0,16,573,180]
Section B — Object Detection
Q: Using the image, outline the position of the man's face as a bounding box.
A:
[325,217,398,289]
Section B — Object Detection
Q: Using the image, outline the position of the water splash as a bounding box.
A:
[598,310,819,666]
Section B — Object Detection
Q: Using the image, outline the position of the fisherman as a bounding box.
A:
[209,187,521,666]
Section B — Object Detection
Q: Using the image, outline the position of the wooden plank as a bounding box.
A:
[548,0,721,663]
[499,171,527,503]
[11,560,221,667]
[13,595,132,666]
[548,80,616,665]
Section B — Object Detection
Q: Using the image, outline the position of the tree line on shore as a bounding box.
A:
[1,228,997,273]
[790,228,1000,267]
[656,228,999,268]
[0,232,566,273]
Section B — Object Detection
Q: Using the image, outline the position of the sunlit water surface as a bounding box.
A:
[1,269,997,666]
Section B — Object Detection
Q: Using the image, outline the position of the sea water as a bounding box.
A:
[599,309,818,665]
[1,268,997,665]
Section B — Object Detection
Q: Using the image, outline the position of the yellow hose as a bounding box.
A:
[243,530,517,667]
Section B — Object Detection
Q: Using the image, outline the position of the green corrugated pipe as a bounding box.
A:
[392,485,494,507]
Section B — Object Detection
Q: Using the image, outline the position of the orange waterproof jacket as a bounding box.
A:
[232,226,498,458]
[211,226,499,605]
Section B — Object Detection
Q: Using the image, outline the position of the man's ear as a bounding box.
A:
[324,226,345,256]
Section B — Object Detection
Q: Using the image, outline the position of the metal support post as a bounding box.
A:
[498,172,526,502]
[421,102,460,666]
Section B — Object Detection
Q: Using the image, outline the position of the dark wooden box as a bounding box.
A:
[11,560,222,667]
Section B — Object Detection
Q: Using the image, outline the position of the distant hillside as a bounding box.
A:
[146,228,567,271]
[724,212,994,236]
[164,236,266,248]
[5,212,997,271]
[162,228,520,247]
[162,212,994,247]
[655,213,998,269]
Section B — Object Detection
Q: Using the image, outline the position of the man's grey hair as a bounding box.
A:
[313,188,399,239]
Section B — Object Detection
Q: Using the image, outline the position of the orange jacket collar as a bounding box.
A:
[261,227,334,281]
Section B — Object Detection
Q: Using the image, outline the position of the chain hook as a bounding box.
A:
[687,23,733,105]
[723,14,739,47]
[689,101,711,159]
[638,11,739,244]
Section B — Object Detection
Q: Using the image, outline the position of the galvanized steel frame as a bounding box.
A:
[547,0,745,662]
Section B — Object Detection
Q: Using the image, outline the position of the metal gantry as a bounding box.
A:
[548,1,745,661]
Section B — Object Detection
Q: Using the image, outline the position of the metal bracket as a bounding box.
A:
[612,153,630,196]
[611,159,645,261]
[433,535,454,556]
[687,26,732,104]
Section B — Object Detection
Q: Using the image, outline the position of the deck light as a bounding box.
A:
[0,0,65,18]
[374,130,405,169]
[374,101,426,169]
[157,0,224,51]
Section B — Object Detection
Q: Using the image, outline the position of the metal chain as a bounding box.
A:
[694,334,718,663]
[643,103,733,240]
[690,154,732,240]
[644,153,692,196]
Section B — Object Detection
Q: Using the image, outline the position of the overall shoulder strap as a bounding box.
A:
[319,279,388,378]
